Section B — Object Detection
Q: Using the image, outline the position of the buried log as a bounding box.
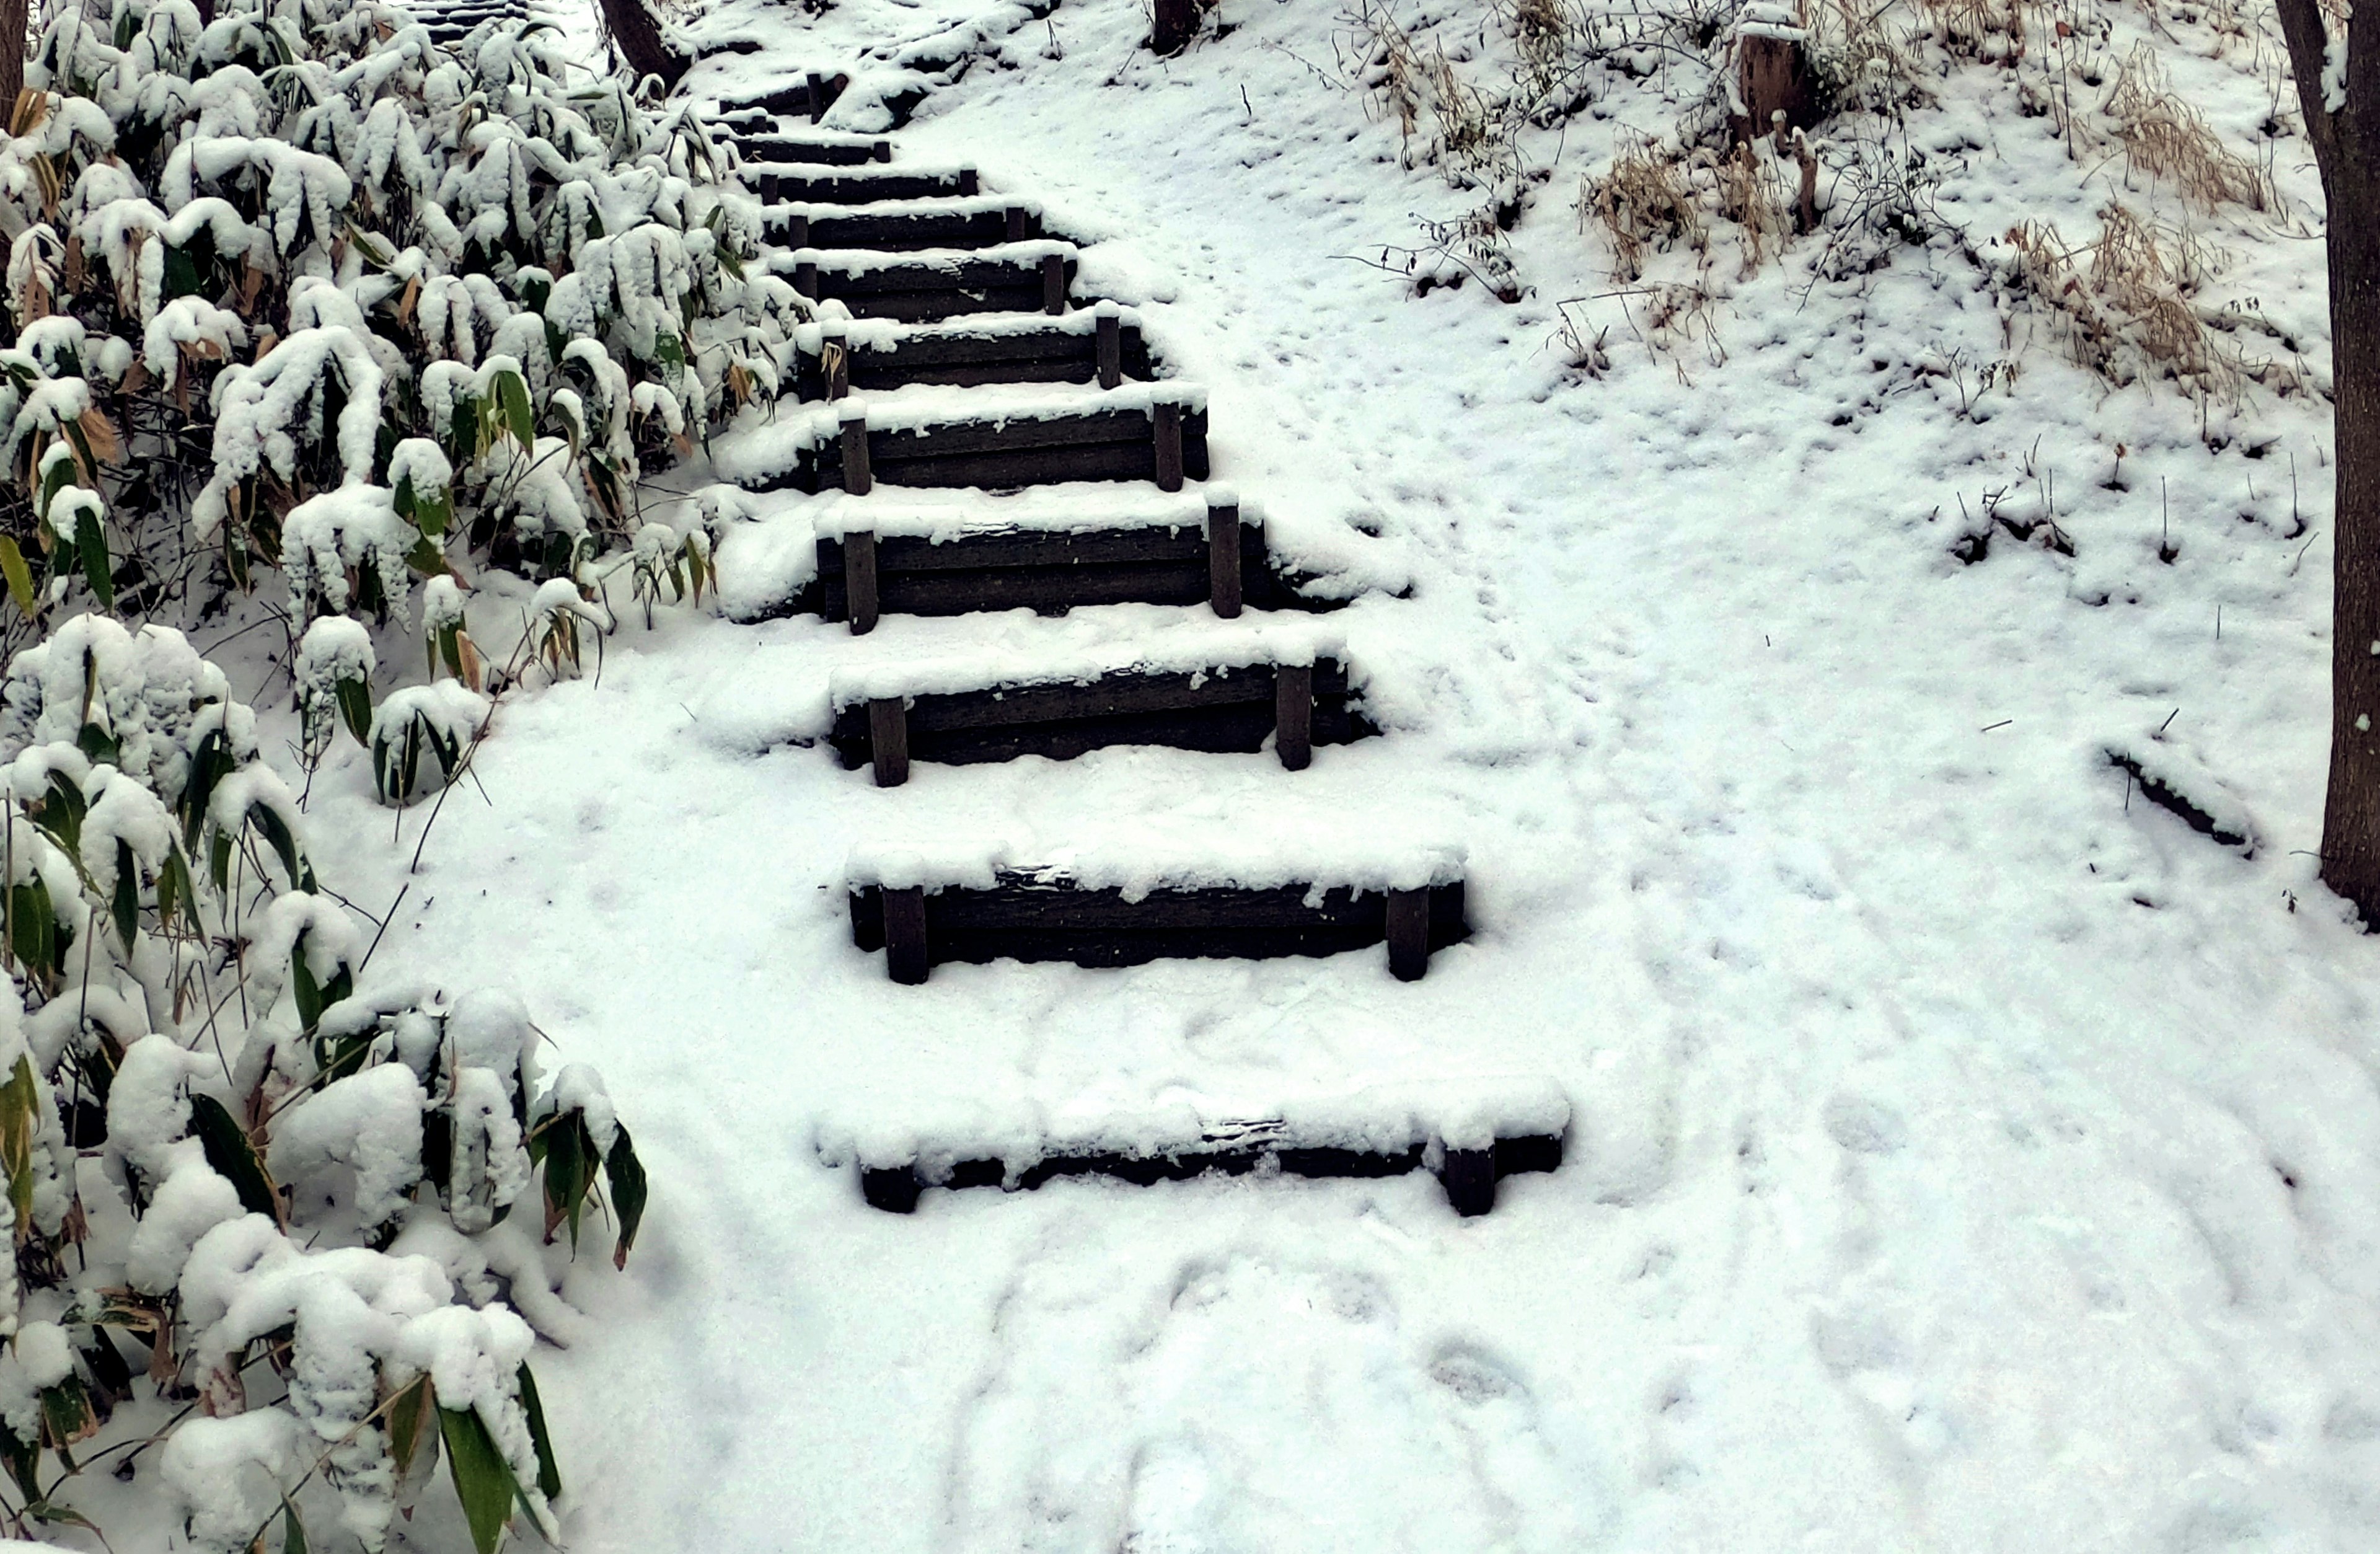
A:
[2105,749,2255,852]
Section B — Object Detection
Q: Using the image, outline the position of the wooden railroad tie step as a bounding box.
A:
[765,196,1044,254]
[796,303,1148,396]
[749,166,976,205]
[726,382,1206,495]
[774,242,1075,323]
[710,71,928,126]
[845,853,1468,982]
[733,133,895,167]
[827,643,1374,784]
[827,1081,1569,1218]
[797,488,1334,629]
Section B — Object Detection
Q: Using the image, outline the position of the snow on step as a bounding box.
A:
[844,834,1469,982]
[707,68,932,131]
[710,483,1405,624]
[824,621,1372,784]
[726,130,892,167]
[816,1076,1571,1217]
[766,240,1077,322]
[713,378,1209,495]
[765,194,1047,254]
[793,302,1151,394]
[746,165,975,205]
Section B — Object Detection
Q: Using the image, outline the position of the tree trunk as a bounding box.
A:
[0,0,29,119]
[2275,0,2380,916]
[598,0,685,92]
[2320,196,2380,914]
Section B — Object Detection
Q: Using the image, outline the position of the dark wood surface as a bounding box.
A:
[810,518,1337,623]
[848,877,1464,973]
[767,207,1027,252]
[857,1128,1560,1214]
[825,658,1369,773]
[796,322,1152,397]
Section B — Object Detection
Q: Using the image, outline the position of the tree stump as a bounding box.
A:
[1735,30,1810,144]
[1152,0,1199,55]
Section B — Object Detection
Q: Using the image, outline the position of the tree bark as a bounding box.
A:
[598,0,685,92]
[0,0,29,120]
[2277,0,2380,916]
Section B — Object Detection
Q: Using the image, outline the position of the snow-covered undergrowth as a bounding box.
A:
[0,0,811,1544]
[0,612,645,1554]
[0,0,784,664]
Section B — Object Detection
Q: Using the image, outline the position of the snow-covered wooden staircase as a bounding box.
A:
[706,69,1560,1216]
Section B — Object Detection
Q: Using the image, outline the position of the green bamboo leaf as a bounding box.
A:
[516,1362,562,1501]
[162,847,203,939]
[0,537,37,619]
[496,371,534,450]
[110,837,136,955]
[0,1422,35,1502]
[246,801,312,892]
[389,1375,436,1478]
[335,676,372,746]
[73,508,110,612]
[0,1056,42,1239]
[291,930,325,1033]
[38,1377,95,1449]
[438,1405,518,1554]
[282,1503,309,1554]
[605,1123,647,1270]
[540,1113,591,1249]
[9,881,54,978]
[187,1093,276,1219]
[182,730,228,851]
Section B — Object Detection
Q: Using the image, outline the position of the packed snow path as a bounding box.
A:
[301,0,2380,1547]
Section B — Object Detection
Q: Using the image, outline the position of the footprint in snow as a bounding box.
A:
[948,1250,1606,1554]
[1822,1093,1910,1155]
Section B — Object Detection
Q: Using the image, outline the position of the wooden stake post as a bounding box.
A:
[1274,663,1312,770]
[1206,489,1241,618]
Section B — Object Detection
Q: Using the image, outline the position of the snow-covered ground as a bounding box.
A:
[279,0,2380,1546]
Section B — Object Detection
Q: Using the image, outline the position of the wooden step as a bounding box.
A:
[824,1080,1569,1217]
[721,381,1205,495]
[747,487,1336,627]
[765,196,1038,253]
[770,242,1068,322]
[751,166,976,205]
[795,304,1151,395]
[733,133,892,167]
[845,845,1468,981]
[827,637,1373,783]
[716,73,845,123]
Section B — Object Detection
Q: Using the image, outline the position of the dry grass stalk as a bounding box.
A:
[2100,43,2270,211]
[2005,206,2228,391]
[1581,136,1703,281]
[1716,139,1788,274]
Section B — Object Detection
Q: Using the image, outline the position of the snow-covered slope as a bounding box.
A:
[291,0,2380,1547]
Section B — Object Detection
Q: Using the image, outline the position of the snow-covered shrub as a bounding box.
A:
[0,614,648,1552]
[0,0,790,659]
